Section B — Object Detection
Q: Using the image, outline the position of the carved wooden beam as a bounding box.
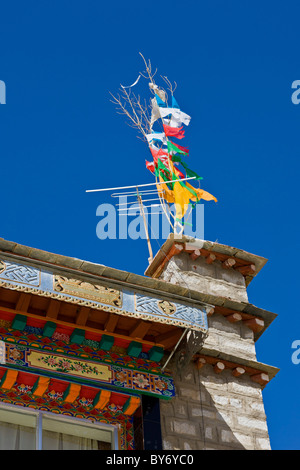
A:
[104,313,119,333]
[235,264,256,275]
[63,383,81,403]
[251,372,269,386]
[214,362,225,374]
[32,376,50,397]
[76,306,90,326]
[0,369,18,389]
[222,258,236,269]
[123,396,141,415]
[190,249,201,261]
[16,293,31,313]
[93,390,111,410]
[226,313,243,323]
[244,317,265,333]
[129,319,151,339]
[232,367,246,377]
[205,253,216,264]
[195,357,206,369]
[206,307,215,317]
[46,299,60,319]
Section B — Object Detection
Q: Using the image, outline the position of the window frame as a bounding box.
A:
[0,401,119,450]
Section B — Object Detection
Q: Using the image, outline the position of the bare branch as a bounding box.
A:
[161,75,177,96]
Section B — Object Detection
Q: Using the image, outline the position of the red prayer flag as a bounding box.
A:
[145,160,155,173]
[163,124,185,139]
[149,146,169,159]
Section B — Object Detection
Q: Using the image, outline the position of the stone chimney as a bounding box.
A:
[145,235,267,304]
[145,234,278,450]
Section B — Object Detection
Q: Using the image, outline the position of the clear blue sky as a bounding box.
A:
[0,1,299,450]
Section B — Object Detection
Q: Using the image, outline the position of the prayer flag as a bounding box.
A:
[167,140,189,155]
[155,94,167,107]
[163,124,185,139]
[172,96,180,109]
[159,107,191,126]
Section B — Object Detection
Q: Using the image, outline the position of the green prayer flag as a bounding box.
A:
[172,155,203,181]
[167,141,188,156]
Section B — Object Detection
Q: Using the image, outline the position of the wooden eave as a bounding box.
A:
[0,237,276,342]
[144,234,268,286]
[193,347,280,388]
[0,287,183,352]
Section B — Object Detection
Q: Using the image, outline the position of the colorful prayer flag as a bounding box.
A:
[172,96,180,109]
[163,124,185,139]
[159,107,191,126]
[155,94,167,107]
[167,140,189,155]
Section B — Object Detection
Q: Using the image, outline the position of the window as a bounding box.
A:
[0,403,118,450]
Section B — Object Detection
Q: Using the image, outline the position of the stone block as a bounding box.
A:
[255,437,271,450]
[232,432,253,449]
[179,439,199,450]
[162,437,180,450]
[189,406,216,420]
[236,415,268,432]
[228,380,262,398]
[211,394,229,407]
[229,397,242,409]
[173,400,188,418]
[165,417,199,437]
[179,386,201,402]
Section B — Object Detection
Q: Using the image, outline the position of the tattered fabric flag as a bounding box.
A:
[173,166,185,180]
[149,146,170,170]
[150,97,161,127]
[156,176,175,204]
[173,181,193,220]
[146,132,167,146]
[145,160,155,173]
[159,107,191,126]
[172,155,202,180]
[157,160,195,219]
[172,96,180,109]
[120,75,141,89]
[149,83,166,102]
[155,94,167,108]
[163,124,185,139]
[149,144,169,159]
[167,140,189,156]
[157,159,217,219]
[146,159,184,178]
[173,181,217,220]
[188,184,218,204]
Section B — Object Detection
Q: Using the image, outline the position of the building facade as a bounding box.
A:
[0,235,278,450]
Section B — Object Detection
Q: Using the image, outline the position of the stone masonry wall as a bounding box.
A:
[159,313,271,450]
[157,248,272,450]
[160,359,271,450]
[160,252,249,303]
[204,313,257,361]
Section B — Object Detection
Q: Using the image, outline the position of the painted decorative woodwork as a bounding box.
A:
[0,256,208,333]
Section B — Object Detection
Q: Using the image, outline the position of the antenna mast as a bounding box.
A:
[136,186,153,263]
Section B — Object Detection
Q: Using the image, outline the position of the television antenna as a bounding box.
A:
[86,176,197,263]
